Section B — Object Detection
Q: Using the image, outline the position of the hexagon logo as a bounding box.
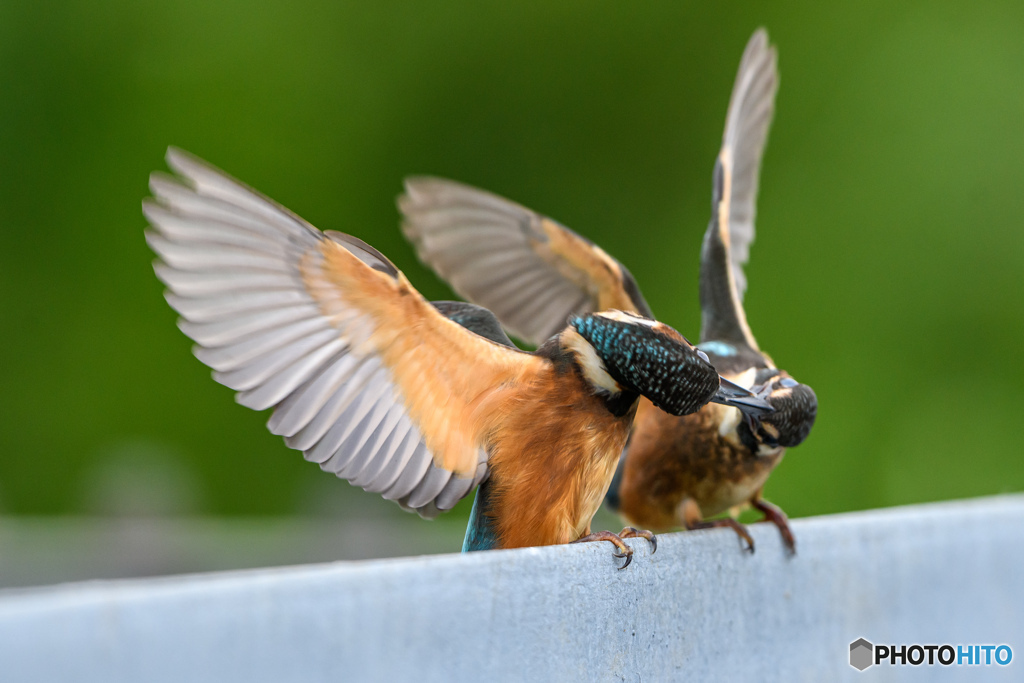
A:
[850,638,874,671]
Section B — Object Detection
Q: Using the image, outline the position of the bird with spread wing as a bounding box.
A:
[144,147,772,568]
[400,29,816,554]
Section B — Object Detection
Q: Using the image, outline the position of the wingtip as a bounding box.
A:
[141,196,165,223]
[745,27,771,56]
[163,146,223,185]
[400,176,475,208]
[164,145,190,171]
[395,183,418,214]
[402,174,443,191]
[148,170,179,196]
[142,228,165,255]
[150,258,174,287]
[738,28,777,80]
[397,176,441,214]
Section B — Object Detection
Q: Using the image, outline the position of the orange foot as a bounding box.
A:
[752,497,796,555]
[572,527,658,569]
[687,516,756,553]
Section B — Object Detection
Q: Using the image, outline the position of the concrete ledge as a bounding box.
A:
[0,495,1021,682]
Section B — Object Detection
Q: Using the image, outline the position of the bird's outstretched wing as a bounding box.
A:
[145,148,541,518]
[699,28,778,351]
[400,178,652,347]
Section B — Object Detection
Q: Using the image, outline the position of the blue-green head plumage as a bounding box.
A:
[567,311,722,417]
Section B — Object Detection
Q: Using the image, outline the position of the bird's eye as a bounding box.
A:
[779,377,798,388]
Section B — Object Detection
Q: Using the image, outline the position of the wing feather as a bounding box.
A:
[212,327,343,391]
[401,178,652,346]
[267,351,361,437]
[305,369,393,466]
[194,319,334,372]
[404,464,453,511]
[153,264,300,297]
[382,442,434,501]
[367,428,423,493]
[699,28,778,350]
[165,289,312,323]
[285,357,382,452]
[235,337,350,410]
[146,148,539,517]
[178,304,324,348]
[347,406,413,486]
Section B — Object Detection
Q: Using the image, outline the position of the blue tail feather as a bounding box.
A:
[462,479,498,552]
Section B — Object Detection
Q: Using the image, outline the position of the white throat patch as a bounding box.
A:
[717,368,758,438]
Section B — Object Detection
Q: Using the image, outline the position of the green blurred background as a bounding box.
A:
[1,1,1022,551]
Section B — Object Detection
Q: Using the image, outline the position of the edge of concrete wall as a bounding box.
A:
[0,495,1020,682]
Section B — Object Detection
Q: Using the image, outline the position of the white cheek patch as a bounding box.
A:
[562,328,621,395]
[727,367,758,390]
[715,369,758,439]
[718,405,742,437]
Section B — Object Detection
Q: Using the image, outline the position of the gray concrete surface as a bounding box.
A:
[0,495,1020,682]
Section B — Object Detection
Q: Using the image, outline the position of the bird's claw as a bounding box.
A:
[687,517,756,553]
[619,526,658,554]
[752,498,796,555]
[572,528,655,570]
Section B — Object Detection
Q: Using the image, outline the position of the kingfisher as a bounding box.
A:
[144,147,773,568]
[399,29,816,553]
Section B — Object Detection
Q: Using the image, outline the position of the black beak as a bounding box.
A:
[709,377,774,418]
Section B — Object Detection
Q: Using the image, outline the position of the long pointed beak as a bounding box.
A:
[710,377,774,417]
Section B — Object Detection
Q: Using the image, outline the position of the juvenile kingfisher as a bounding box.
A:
[399,29,816,553]
[144,148,773,568]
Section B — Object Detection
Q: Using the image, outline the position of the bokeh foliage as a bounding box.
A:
[1,1,1022,525]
